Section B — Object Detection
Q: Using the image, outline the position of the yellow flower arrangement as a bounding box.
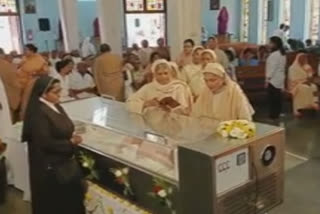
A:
[217,120,256,139]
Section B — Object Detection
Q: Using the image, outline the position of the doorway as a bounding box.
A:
[0,15,21,53]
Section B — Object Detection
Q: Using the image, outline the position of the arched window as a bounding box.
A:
[0,0,22,53]
[124,0,166,47]
[310,0,320,41]
[241,0,250,42]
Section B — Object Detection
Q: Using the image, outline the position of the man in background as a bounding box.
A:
[155,38,170,60]
[138,40,153,68]
[70,62,96,99]
[93,44,124,101]
[273,24,286,39]
[207,37,229,69]
[305,39,313,48]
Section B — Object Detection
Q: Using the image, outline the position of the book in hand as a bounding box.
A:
[159,97,180,109]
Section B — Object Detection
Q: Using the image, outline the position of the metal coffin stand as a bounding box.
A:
[178,125,284,214]
[62,97,285,214]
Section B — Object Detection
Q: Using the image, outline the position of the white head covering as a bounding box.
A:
[202,62,232,86]
[168,61,180,78]
[192,46,205,55]
[193,62,254,121]
[151,59,171,74]
[201,49,217,62]
[151,59,189,95]
[202,62,226,78]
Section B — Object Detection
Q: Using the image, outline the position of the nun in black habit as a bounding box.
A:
[22,76,85,214]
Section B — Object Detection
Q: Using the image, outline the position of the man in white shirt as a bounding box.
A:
[273,24,286,39]
[70,62,96,99]
[53,59,74,102]
[138,40,154,68]
[273,24,290,48]
[266,36,287,120]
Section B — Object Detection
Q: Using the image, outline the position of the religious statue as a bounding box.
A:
[93,18,100,38]
[217,6,229,35]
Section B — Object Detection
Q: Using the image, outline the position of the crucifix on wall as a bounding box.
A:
[210,0,220,10]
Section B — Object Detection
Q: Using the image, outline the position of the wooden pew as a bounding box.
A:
[236,64,266,103]
[219,42,259,57]
[286,52,319,72]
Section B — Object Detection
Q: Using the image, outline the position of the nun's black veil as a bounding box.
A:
[22,76,57,142]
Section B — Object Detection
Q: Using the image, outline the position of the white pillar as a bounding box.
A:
[58,0,80,52]
[167,0,202,60]
[96,0,124,55]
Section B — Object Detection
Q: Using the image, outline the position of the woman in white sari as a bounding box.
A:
[182,48,217,98]
[193,63,254,121]
[288,53,319,117]
[126,59,192,115]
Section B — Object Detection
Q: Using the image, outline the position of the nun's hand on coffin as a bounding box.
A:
[70,134,83,146]
[143,98,160,109]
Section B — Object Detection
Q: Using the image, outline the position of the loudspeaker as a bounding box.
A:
[38,18,50,31]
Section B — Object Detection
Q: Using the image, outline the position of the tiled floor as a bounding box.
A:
[1,102,319,214]
[0,188,31,214]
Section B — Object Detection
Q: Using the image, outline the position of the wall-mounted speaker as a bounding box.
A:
[38,18,50,31]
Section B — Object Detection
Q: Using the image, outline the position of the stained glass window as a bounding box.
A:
[0,0,17,13]
[146,0,164,11]
[261,0,268,44]
[283,0,291,25]
[124,0,167,47]
[310,0,320,41]
[241,0,250,42]
[126,0,144,12]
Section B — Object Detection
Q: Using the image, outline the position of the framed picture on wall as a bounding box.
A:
[24,0,37,14]
[210,0,220,10]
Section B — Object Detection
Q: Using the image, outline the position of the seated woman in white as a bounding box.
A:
[54,59,74,102]
[193,63,254,121]
[181,46,204,80]
[288,53,319,117]
[183,48,217,98]
[70,62,96,99]
[169,61,183,80]
[126,59,192,115]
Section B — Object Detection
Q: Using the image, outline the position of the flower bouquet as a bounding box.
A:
[217,120,256,139]
[148,178,175,214]
[110,167,134,197]
[79,151,99,180]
